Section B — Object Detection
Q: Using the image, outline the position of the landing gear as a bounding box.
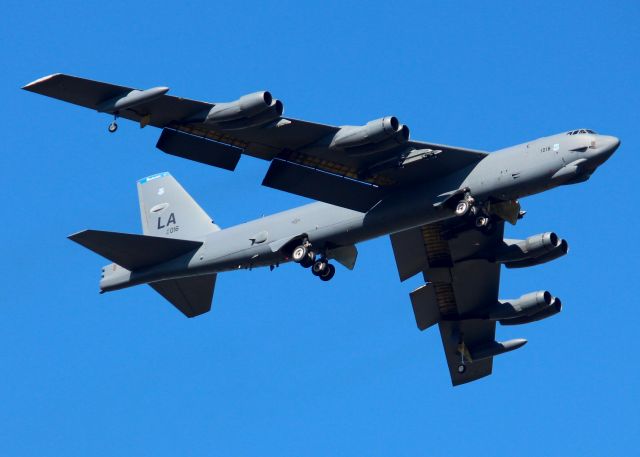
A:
[292,241,336,281]
[108,113,119,133]
[292,243,316,268]
[454,193,498,233]
[455,193,475,217]
[475,216,490,228]
[311,258,336,281]
[455,200,470,216]
[457,336,469,375]
[311,258,328,276]
[300,252,315,268]
[292,245,309,263]
[319,263,335,281]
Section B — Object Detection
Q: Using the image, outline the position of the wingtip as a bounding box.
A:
[68,229,90,241]
[22,73,62,90]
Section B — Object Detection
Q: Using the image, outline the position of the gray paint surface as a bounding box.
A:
[24,75,620,385]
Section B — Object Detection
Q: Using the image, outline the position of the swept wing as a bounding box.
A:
[391,219,526,386]
[24,74,487,212]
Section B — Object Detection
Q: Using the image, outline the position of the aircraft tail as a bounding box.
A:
[70,172,221,318]
[137,172,220,240]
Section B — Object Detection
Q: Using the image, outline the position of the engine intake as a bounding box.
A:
[330,116,410,155]
[204,91,283,130]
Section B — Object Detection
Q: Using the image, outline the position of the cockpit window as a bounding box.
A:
[567,129,597,135]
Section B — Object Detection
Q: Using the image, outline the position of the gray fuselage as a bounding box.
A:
[102,131,619,292]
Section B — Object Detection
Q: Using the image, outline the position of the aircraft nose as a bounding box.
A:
[591,135,620,165]
[599,135,620,155]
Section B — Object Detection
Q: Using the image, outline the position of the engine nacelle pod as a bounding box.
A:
[329,116,410,155]
[488,291,553,320]
[204,91,283,129]
[500,298,562,326]
[505,239,568,268]
[495,232,568,268]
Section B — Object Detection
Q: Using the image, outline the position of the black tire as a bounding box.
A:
[108,122,118,133]
[312,259,327,276]
[457,363,466,374]
[300,256,314,268]
[475,216,489,228]
[292,245,307,263]
[455,200,469,216]
[320,263,336,281]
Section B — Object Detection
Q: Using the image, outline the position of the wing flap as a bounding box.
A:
[262,159,384,212]
[389,227,428,281]
[156,128,243,171]
[409,284,441,330]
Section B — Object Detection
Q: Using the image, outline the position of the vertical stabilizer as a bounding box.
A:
[137,172,220,240]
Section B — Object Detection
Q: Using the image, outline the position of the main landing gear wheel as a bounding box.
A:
[455,200,470,216]
[108,121,118,133]
[292,245,308,263]
[311,259,328,276]
[319,263,335,281]
[475,216,490,228]
[300,252,315,268]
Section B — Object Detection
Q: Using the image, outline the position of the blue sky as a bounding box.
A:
[1,1,638,455]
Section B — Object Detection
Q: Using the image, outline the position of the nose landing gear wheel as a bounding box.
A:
[319,263,335,281]
[457,363,466,374]
[108,121,118,133]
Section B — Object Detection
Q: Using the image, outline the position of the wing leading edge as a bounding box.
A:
[24,73,487,212]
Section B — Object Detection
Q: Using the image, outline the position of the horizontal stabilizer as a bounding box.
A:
[69,229,202,271]
[156,128,243,171]
[150,274,217,318]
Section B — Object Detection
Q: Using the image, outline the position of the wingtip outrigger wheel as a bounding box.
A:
[457,335,468,374]
[108,113,119,133]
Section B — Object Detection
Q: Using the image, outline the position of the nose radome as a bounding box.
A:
[601,135,620,153]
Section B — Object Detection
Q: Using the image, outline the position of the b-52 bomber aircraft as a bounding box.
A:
[23,74,620,385]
